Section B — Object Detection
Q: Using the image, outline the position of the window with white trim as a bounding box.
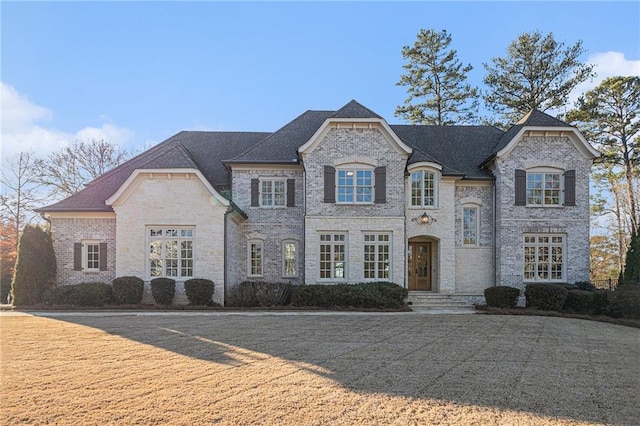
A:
[337,169,373,203]
[260,179,286,207]
[462,206,479,246]
[410,170,437,207]
[524,235,564,281]
[364,234,390,280]
[526,172,561,206]
[148,227,194,278]
[282,240,298,277]
[83,240,100,271]
[320,233,346,279]
[248,240,263,277]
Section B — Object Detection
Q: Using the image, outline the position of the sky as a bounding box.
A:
[2,1,639,160]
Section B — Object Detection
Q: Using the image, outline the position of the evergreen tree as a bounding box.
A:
[621,228,640,286]
[11,225,56,305]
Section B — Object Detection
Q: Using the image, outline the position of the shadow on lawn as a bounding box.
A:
[47,313,638,424]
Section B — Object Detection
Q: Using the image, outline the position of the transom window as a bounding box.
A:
[260,179,286,207]
[248,240,263,277]
[462,207,478,246]
[320,234,346,279]
[337,169,372,203]
[524,235,564,281]
[148,227,194,278]
[527,172,561,206]
[411,170,437,207]
[364,234,390,280]
[282,240,298,277]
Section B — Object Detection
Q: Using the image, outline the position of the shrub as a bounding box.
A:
[150,278,175,305]
[575,281,595,291]
[0,274,12,304]
[591,289,610,315]
[11,225,56,306]
[484,286,520,308]
[227,281,292,307]
[525,284,568,311]
[112,276,145,304]
[606,286,640,319]
[44,282,113,306]
[184,278,215,305]
[562,289,594,314]
[291,282,408,309]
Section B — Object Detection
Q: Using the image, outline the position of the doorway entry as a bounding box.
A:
[408,241,432,291]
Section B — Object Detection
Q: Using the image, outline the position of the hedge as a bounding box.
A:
[150,278,175,305]
[484,286,520,308]
[184,278,215,305]
[562,289,594,314]
[43,282,113,306]
[525,284,568,311]
[227,281,292,307]
[291,282,408,309]
[112,276,145,304]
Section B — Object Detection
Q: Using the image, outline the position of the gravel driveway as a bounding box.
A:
[1,311,638,425]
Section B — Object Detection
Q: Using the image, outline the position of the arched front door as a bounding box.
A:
[408,237,437,291]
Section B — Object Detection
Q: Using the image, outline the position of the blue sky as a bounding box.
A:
[2,1,639,158]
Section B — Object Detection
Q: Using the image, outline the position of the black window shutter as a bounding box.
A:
[515,169,526,206]
[287,179,295,207]
[99,243,108,271]
[374,166,386,204]
[73,243,82,271]
[251,179,259,206]
[564,170,576,206]
[323,166,335,203]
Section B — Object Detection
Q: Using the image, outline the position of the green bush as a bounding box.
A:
[1,274,12,304]
[591,289,610,315]
[227,281,292,307]
[291,282,408,309]
[44,282,113,306]
[11,225,56,306]
[184,278,215,305]
[150,278,175,305]
[606,286,640,319]
[525,284,568,311]
[484,286,520,308]
[562,289,594,314]
[574,281,595,291]
[112,276,145,304]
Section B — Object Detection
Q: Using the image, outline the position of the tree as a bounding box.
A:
[396,29,478,125]
[11,224,56,306]
[36,139,130,199]
[589,234,621,282]
[567,76,640,234]
[483,30,595,125]
[621,227,640,286]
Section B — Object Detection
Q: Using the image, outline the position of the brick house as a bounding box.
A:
[37,100,599,305]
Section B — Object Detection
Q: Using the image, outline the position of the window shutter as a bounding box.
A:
[251,179,259,206]
[99,243,108,271]
[515,169,526,206]
[287,179,295,207]
[323,166,335,203]
[374,166,386,204]
[74,243,82,271]
[564,170,576,206]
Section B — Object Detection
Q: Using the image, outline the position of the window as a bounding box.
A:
[260,179,286,207]
[148,227,194,278]
[337,169,372,203]
[462,207,478,246]
[526,172,561,206]
[248,240,263,277]
[84,241,100,271]
[364,234,390,280]
[411,170,437,207]
[524,235,564,281]
[282,240,298,277]
[320,234,346,279]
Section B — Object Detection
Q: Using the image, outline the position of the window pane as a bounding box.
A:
[411,172,422,206]
[150,240,163,277]
[284,242,297,276]
[463,207,477,245]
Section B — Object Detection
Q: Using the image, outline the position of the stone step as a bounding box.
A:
[406,292,475,309]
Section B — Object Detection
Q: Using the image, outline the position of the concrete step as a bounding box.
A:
[406,292,476,310]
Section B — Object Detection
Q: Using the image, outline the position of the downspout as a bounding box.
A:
[493,181,497,287]
[223,212,228,306]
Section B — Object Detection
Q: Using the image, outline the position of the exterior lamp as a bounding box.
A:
[413,212,437,225]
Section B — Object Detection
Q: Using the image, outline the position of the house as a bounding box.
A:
[37,100,600,305]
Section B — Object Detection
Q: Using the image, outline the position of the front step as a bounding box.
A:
[407,292,476,311]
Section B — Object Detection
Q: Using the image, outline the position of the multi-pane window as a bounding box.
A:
[282,241,298,277]
[364,234,390,280]
[527,172,561,206]
[248,241,263,277]
[86,243,100,270]
[149,228,194,278]
[337,169,372,203]
[411,170,436,207]
[524,235,564,281]
[462,207,478,246]
[260,179,286,207]
[320,234,346,279]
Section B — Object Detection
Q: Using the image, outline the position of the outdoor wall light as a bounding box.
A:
[413,212,437,225]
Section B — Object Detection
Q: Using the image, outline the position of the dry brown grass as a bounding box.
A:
[1,312,638,425]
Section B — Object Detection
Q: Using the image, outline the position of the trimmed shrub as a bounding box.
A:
[11,225,56,306]
[562,289,594,314]
[484,286,520,308]
[591,289,610,315]
[227,281,292,307]
[184,278,215,305]
[575,281,595,291]
[291,282,408,309]
[150,278,175,305]
[606,287,640,319]
[112,276,145,304]
[256,282,292,306]
[44,282,113,306]
[525,284,568,311]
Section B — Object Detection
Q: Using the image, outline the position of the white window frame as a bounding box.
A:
[319,233,347,280]
[336,168,374,204]
[363,233,391,281]
[526,168,563,207]
[259,178,287,208]
[462,205,479,246]
[248,240,264,278]
[147,227,194,279]
[82,240,100,272]
[410,169,439,208]
[523,234,565,282]
[282,240,299,278]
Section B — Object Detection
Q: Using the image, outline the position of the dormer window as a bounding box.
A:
[337,168,373,203]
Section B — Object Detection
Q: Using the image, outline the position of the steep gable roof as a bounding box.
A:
[330,99,383,119]
[516,109,570,127]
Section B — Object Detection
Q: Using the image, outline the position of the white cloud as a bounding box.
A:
[1,82,133,160]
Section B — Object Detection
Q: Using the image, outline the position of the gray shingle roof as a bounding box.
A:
[331,99,383,119]
[517,109,571,127]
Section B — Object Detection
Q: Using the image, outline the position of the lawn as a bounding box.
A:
[1,312,638,425]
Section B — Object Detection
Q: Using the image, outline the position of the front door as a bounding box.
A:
[408,242,432,290]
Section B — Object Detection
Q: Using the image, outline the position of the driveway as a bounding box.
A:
[1,311,638,425]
